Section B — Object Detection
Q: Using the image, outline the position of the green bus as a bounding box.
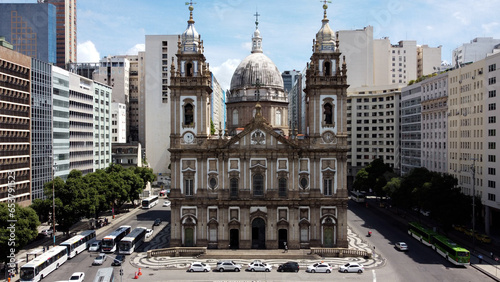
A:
[408,222,437,246]
[432,235,470,265]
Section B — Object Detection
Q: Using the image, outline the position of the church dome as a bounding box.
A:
[230,52,284,91]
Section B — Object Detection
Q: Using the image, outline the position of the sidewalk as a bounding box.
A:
[367,199,500,281]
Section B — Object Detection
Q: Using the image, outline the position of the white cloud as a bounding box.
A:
[482,22,499,34]
[77,41,100,62]
[453,11,469,25]
[126,44,145,55]
[211,58,241,91]
[426,26,433,30]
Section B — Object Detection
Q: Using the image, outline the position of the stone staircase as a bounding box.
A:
[197,249,322,260]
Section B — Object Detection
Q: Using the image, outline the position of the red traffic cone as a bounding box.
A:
[134,272,139,279]
[138,268,142,275]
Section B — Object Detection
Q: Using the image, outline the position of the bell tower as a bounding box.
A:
[169,2,213,146]
[304,2,348,141]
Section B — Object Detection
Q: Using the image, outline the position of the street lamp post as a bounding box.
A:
[52,162,57,247]
[471,158,476,252]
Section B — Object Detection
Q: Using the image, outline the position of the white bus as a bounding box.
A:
[118,227,147,254]
[93,267,115,282]
[142,195,159,209]
[101,225,131,253]
[60,230,96,258]
[350,190,366,203]
[20,246,68,282]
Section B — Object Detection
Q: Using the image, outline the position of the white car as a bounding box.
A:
[69,272,85,282]
[247,260,272,272]
[163,200,171,207]
[306,262,332,273]
[93,253,107,265]
[41,229,53,236]
[88,241,101,252]
[187,262,211,272]
[146,229,153,238]
[395,242,408,251]
[339,262,364,273]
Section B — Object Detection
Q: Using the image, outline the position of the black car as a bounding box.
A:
[153,218,162,226]
[112,255,125,266]
[277,261,299,272]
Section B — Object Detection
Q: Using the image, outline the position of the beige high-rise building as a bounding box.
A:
[418,45,442,78]
[46,0,77,68]
[374,39,417,85]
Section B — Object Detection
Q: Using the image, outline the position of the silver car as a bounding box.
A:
[339,262,364,273]
[216,261,241,272]
[92,253,107,265]
[188,262,211,272]
[247,260,272,272]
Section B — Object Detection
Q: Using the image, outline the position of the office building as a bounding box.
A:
[128,55,140,142]
[31,58,52,200]
[281,70,301,94]
[0,3,56,65]
[111,102,126,143]
[111,142,142,169]
[93,82,112,171]
[210,74,225,133]
[400,81,423,175]
[46,0,77,68]
[452,37,500,66]
[0,46,32,206]
[52,66,70,180]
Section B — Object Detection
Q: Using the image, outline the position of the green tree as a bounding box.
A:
[210,119,216,135]
[0,203,40,263]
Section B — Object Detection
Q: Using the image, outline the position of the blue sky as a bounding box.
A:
[5,0,500,90]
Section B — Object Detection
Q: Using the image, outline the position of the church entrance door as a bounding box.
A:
[251,218,266,249]
[278,229,287,249]
[323,226,334,247]
[229,229,239,249]
[185,228,194,247]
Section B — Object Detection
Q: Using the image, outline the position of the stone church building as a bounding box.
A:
[168,3,349,250]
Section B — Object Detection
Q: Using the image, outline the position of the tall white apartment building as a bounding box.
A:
[484,52,500,233]
[93,82,112,170]
[420,73,448,174]
[347,85,402,178]
[52,67,70,180]
[144,35,178,178]
[138,51,146,149]
[210,74,225,133]
[68,73,94,174]
[111,102,126,143]
[127,55,140,142]
[453,37,500,66]
[337,26,441,89]
[400,82,422,175]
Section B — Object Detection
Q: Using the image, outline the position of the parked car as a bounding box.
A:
[277,261,299,272]
[93,253,107,265]
[476,233,492,244]
[216,261,242,272]
[146,229,153,238]
[153,218,162,226]
[41,229,53,236]
[88,241,101,252]
[395,242,408,251]
[68,272,85,282]
[246,260,272,272]
[112,254,125,266]
[306,262,332,273]
[339,262,364,273]
[187,262,211,272]
[163,200,171,207]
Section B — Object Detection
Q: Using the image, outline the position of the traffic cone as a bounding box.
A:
[134,272,139,279]
[138,268,142,276]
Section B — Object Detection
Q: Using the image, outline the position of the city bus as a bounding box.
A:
[60,230,96,258]
[350,190,366,203]
[93,267,115,282]
[118,227,147,254]
[142,195,159,209]
[408,221,437,246]
[101,225,131,253]
[432,235,470,265]
[20,246,68,282]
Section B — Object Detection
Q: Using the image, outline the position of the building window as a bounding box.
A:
[184,103,193,125]
[230,178,238,197]
[489,103,496,111]
[232,109,238,125]
[489,116,496,124]
[300,226,309,242]
[278,178,287,197]
[276,110,282,126]
[488,167,496,175]
[488,180,496,188]
[324,61,331,76]
[185,178,193,196]
[323,103,333,125]
[489,142,496,150]
[489,129,496,137]
[186,62,193,77]
[489,64,496,72]
[253,174,264,196]
[488,193,496,202]
[300,177,308,189]
[489,77,496,85]
[489,90,497,98]
[489,155,496,162]
[323,178,333,196]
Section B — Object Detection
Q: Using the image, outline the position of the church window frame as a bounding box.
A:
[299,176,309,189]
[184,178,194,196]
[232,109,238,125]
[184,103,194,126]
[278,177,287,197]
[253,173,264,196]
[323,177,333,196]
[324,61,331,76]
[323,102,333,125]
[276,109,282,126]
[230,177,239,198]
[186,62,193,77]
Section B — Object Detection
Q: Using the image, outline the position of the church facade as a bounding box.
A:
[168,3,349,250]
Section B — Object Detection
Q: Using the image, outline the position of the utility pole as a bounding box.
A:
[471,158,476,252]
[52,161,57,246]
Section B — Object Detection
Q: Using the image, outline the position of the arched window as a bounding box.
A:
[230,178,238,197]
[184,104,193,125]
[186,62,193,77]
[324,61,331,76]
[276,109,282,126]
[253,174,264,196]
[232,109,238,125]
[324,103,333,124]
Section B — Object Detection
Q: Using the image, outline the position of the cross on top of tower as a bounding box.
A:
[185,1,197,22]
[320,0,331,19]
[254,10,261,28]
